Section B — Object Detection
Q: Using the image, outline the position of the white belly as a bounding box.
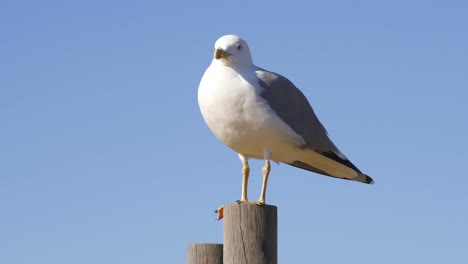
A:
[198,64,304,162]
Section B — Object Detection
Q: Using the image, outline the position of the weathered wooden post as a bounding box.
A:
[223,203,277,264]
[188,203,277,264]
[187,243,223,264]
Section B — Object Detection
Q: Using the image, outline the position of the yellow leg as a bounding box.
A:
[240,159,250,202]
[258,160,270,205]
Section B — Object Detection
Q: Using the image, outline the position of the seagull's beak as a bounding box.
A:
[214,48,232,60]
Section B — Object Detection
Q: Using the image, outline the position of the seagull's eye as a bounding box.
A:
[236,44,242,50]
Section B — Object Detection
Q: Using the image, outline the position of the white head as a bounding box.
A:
[213,35,253,67]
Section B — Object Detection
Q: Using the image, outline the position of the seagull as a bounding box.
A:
[198,35,373,210]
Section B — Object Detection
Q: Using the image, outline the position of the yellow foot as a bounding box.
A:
[236,200,265,206]
[216,201,265,221]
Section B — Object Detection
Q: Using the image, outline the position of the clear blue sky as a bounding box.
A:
[1,0,467,263]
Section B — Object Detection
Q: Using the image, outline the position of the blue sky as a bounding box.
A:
[1,0,467,263]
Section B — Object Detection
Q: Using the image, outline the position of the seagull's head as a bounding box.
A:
[213,35,253,67]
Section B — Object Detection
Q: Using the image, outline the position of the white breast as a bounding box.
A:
[198,62,304,162]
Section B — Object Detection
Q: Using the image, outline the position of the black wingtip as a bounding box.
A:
[320,151,374,185]
[365,175,375,185]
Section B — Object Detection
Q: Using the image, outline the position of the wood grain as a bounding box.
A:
[223,203,277,264]
[187,243,223,264]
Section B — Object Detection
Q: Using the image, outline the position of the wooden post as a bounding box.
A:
[223,203,277,264]
[187,243,223,264]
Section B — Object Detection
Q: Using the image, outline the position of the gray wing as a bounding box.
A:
[256,68,337,152]
[256,69,373,184]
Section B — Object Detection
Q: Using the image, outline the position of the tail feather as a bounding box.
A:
[287,150,374,184]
